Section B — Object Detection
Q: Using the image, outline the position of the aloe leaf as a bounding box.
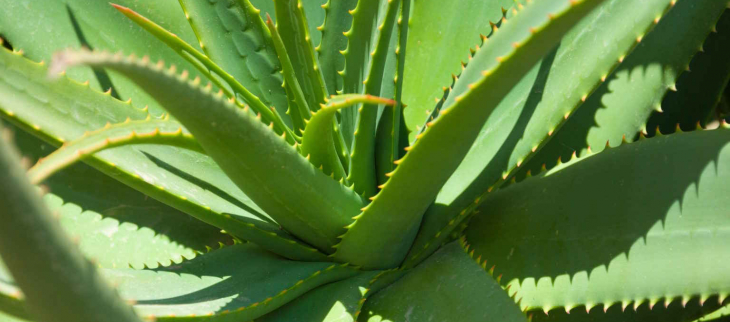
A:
[0,0,200,116]
[0,126,142,322]
[528,298,724,322]
[52,50,365,252]
[257,271,382,322]
[111,244,357,320]
[334,0,610,269]
[464,127,730,313]
[0,48,325,262]
[360,241,526,322]
[27,119,201,184]
[404,0,703,269]
[6,122,230,267]
[274,0,328,112]
[3,243,358,321]
[375,0,410,187]
[112,4,297,144]
[400,0,512,141]
[249,0,327,48]
[646,11,730,135]
[347,0,401,199]
[317,0,359,95]
[302,95,395,182]
[339,0,387,148]
[266,13,312,134]
[177,0,291,126]
[521,0,729,176]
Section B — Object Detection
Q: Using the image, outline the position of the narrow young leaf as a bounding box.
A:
[274,0,329,112]
[347,0,401,199]
[375,0,411,187]
[339,0,386,148]
[27,119,202,185]
[301,94,394,182]
[316,0,359,95]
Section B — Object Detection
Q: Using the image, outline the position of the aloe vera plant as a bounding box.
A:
[1,0,730,321]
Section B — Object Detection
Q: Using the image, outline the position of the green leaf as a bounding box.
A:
[359,241,527,322]
[257,271,382,322]
[316,0,359,95]
[521,0,728,176]
[334,0,610,269]
[529,297,725,322]
[0,124,141,322]
[347,0,401,199]
[404,0,685,269]
[112,4,297,144]
[302,95,395,182]
[110,244,356,320]
[0,0,201,116]
[646,10,730,135]
[0,49,324,261]
[6,120,230,268]
[52,49,365,252]
[374,0,409,187]
[266,13,313,135]
[177,0,291,127]
[249,0,327,49]
[464,127,730,313]
[339,0,387,148]
[400,0,512,141]
[4,243,359,321]
[27,119,202,184]
[274,0,328,113]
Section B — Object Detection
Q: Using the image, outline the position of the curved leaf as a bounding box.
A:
[302,95,394,182]
[27,119,201,184]
[464,127,730,312]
